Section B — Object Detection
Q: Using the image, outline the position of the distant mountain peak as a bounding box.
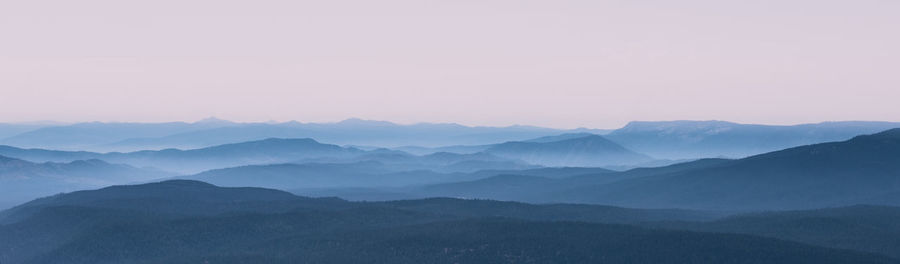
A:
[618,120,738,131]
[202,137,339,152]
[484,134,651,167]
[524,134,622,147]
[65,159,111,166]
[336,118,397,126]
[525,133,597,143]
[195,117,233,124]
[257,137,319,144]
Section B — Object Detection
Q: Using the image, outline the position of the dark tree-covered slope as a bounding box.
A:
[3,180,897,264]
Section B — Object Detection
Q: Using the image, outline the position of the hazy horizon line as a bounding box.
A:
[3,117,900,131]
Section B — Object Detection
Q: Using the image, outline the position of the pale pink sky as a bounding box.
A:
[1,0,898,128]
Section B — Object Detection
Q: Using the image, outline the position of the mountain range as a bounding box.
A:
[2,119,900,263]
[0,156,173,209]
[406,128,900,210]
[606,120,900,159]
[2,119,896,162]
[0,137,546,175]
[4,124,899,212]
[0,133,649,174]
[482,134,653,167]
[0,123,55,139]
[0,120,232,151]
[0,118,603,152]
[2,180,897,264]
[0,138,363,174]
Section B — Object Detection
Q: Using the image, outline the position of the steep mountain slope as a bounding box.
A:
[1,180,895,264]
[606,120,900,159]
[416,129,900,210]
[556,128,900,210]
[484,135,653,167]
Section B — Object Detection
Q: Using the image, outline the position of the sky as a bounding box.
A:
[0,0,898,129]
